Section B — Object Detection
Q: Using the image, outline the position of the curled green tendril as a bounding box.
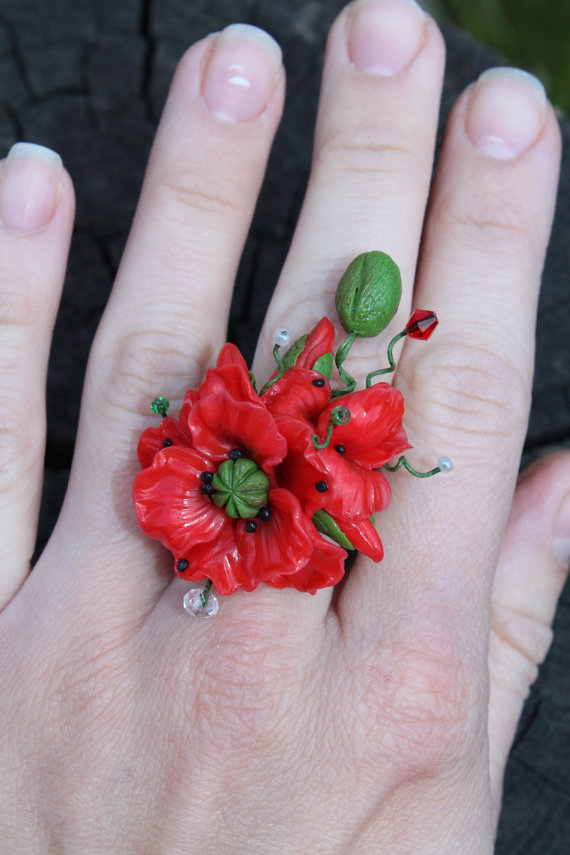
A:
[259,344,286,395]
[365,329,407,388]
[332,333,357,398]
[383,455,441,478]
[313,406,351,449]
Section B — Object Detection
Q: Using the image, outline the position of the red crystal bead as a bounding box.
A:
[406,310,438,341]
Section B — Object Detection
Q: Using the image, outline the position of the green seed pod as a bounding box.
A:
[335,251,402,337]
[211,458,269,519]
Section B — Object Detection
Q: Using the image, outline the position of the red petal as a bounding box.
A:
[174,527,249,595]
[277,418,392,518]
[234,488,314,581]
[178,389,199,433]
[296,317,335,370]
[263,367,331,424]
[266,525,346,593]
[133,447,223,556]
[198,346,258,407]
[189,392,287,468]
[137,416,191,468]
[330,515,384,562]
[316,384,410,469]
[216,342,250,371]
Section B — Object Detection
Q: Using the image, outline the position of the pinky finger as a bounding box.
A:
[0,143,74,608]
[488,452,570,828]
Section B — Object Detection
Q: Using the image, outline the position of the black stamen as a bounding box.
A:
[229,449,244,460]
[335,444,346,455]
[177,559,189,572]
[258,507,271,522]
[201,483,214,495]
[315,480,329,492]
[312,378,325,387]
[245,520,257,532]
[162,438,173,448]
[200,471,213,483]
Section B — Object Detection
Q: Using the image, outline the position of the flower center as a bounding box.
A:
[210,456,269,519]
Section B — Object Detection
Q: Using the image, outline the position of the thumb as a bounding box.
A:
[488,451,570,827]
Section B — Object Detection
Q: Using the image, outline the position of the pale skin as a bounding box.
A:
[0,1,568,852]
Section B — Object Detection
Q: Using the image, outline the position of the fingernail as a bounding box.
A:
[0,142,63,233]
[348,0,426,76]
[202,24,282,122]
[466,67,546,160]
[553,495,570,565]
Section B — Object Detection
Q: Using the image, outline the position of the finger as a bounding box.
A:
[346,70,562,640]
[253,0,445,380]
[0,143,74,607]
[46,26,285,597]
[488,452,570,828]
[84,24,284,436]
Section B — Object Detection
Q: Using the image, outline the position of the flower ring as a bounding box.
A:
[133,251,450,616]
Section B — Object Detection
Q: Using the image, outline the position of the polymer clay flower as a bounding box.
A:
[267,384,410,561]
[133,251,446,615]
[133,343,346,595]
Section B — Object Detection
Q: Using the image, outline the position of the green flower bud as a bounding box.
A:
[211,458,269,519]
[335,251,402,337]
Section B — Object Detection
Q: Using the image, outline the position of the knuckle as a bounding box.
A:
[153,170,243,225]
[490,602,555,698]
[352,633,485,774]
[405,339,531,448]
[179,617,307,757]
[314,122,419,185]
[0,416,44,484]
[432,185,534,260]
[46,629,128,740]
[0,284,42,328]
[91,328,204,417]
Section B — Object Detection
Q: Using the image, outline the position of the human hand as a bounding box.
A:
[0,1,568,852]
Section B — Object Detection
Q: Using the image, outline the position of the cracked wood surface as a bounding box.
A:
[0,1,568,851]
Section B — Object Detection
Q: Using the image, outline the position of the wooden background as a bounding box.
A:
[0,1,567,850]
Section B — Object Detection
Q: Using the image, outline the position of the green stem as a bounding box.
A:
[383,455,441,478]
[365,330,407,387]
[332,332,357,398]
[312,405,351,449]
[259,344,286,395]
[200,579,213,609]
[313,420,335,450]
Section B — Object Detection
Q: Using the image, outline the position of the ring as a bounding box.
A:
[133,251,450,616]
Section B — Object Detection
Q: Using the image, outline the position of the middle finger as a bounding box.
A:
[255,0,445,380]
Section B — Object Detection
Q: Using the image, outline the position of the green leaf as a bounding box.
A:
[311,352,333,379]
[312,510,354,550]
[282,334,308,369]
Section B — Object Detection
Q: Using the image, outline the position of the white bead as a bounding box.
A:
[183,588,219,617]
[437,456,453,473]
[274,328,290,347]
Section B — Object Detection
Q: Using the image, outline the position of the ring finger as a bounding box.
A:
[254,0,445,380]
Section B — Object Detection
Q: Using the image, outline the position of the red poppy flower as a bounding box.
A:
[267,383,410,560]
[133,343,347,594]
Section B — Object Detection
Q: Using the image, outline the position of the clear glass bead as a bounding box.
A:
[274,329,290,347]
[183,588,219,618]
[437,456,453,473]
